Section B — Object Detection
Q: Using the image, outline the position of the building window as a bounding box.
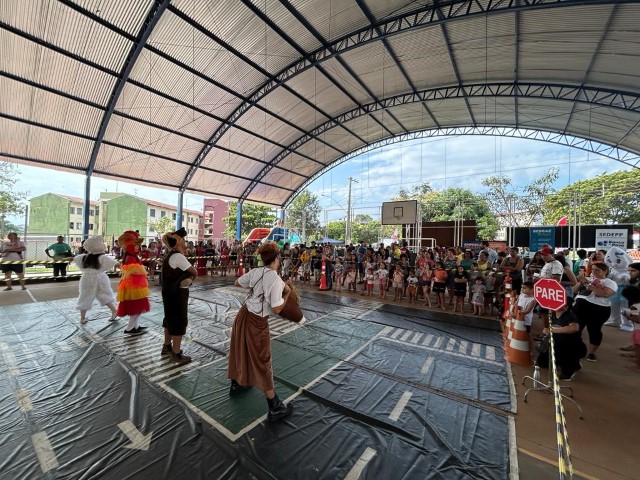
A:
[150,208,156,218]
[69,207,75,215]
[89,209,94,216]
[89,223,94,230]
[149,227,155,233]
[76,222,82,229]
[172,213,176,220]
[95,207,99,216]
[77,207,82,215]
[69,222,74,229]
[160,211,166,218]
[189,229,193,235]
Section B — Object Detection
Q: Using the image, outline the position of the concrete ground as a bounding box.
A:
[1,275,637,479]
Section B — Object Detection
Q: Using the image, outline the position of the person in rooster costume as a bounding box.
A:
[116,230,150,335]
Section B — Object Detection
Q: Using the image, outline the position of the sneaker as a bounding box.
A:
[171,350,192,364]
[229,381,251,396]
[137,325,148,330]
[559,373,576,381]
[160,344,172,356]
[124,327,146,336]
[620,323,634,332]
[604,320,620,327]
[268,400,293,422]
[620,345,635,352]
[3,287,12,291]
[586,353,597,362]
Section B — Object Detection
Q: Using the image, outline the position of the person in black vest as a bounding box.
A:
[538,296,587,381]
[161,228,198,364]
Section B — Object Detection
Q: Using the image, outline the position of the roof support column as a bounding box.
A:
[236,201,243,241]
[176,191,184,230]
[82,175,91,240]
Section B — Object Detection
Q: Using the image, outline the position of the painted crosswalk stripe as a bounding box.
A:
[390,328,403,339]
[471,343,481,357]
[149,361,199,383]
[344,447,376,480]
[16,388,33,412]
[420,357,434,375]
[458,340,468,355]
[32,431,59,473]
[399,330,413,342]
[72,337,88,348]
[486,346,496,361]
[389,391,413,422]
[380,326,393,336]
[446,339,456,351]
[410,332,423,344]
[432,337,443,349]
[421,334,434,346]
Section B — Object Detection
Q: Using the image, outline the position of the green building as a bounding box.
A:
[28,193,100,241]
[28,192,205,244]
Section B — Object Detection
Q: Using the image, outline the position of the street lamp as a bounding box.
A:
[319,193,348,242]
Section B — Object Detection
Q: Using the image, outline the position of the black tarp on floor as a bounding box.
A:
[0,283,515,479]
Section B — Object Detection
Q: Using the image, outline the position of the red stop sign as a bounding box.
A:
[533,278,566,311]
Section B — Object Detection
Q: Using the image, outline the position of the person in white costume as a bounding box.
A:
[74,236,118,324]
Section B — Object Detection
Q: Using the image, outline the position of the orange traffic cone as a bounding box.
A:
[505,310,533,366]
[319,259,329,291]
[236,255,244,277]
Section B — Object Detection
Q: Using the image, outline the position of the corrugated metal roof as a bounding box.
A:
[1,0,639,208]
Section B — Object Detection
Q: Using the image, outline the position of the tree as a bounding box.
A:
[286,190,322,239]
[147,216,175,236]
[542,170,640,227]
[482,167,559,227]
[0,162,27,237]
[326,220,346,242]
[223,202,277,239]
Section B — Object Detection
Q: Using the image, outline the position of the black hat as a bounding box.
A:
[175,227,187,238]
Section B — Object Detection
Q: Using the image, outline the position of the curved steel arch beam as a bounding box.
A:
[282,126,640,208]
[179,0,625,192]
[244,81,640,202]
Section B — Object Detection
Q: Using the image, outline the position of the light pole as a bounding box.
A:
[319,193,349,242]
[346,177,358,245]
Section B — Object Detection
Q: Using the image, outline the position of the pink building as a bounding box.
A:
[203,199,229,242]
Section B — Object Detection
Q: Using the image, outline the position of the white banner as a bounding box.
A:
[595,229,628,250]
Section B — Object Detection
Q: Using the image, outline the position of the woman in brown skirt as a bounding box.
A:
[227,241,293,422]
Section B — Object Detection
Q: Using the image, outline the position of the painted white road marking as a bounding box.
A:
[400,330,413,342]
[422,333,434,346]
[421,357,434,375]
[432,337,443,349]
[117,420,153,451]
[446,338,456,351]
[410,332,422,344]
[32,431,59,473]
[26,289,37,303]
[389,391,413,422]
[486,346,496,361]
[390,328,403,339]
[344,447,377,480]
[458,340,468,354]
[72,337,88,348]
[16,388,33,412]
[471,343,481,357]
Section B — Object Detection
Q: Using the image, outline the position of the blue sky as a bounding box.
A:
[309,135,627,222]
[6,135,628,226]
